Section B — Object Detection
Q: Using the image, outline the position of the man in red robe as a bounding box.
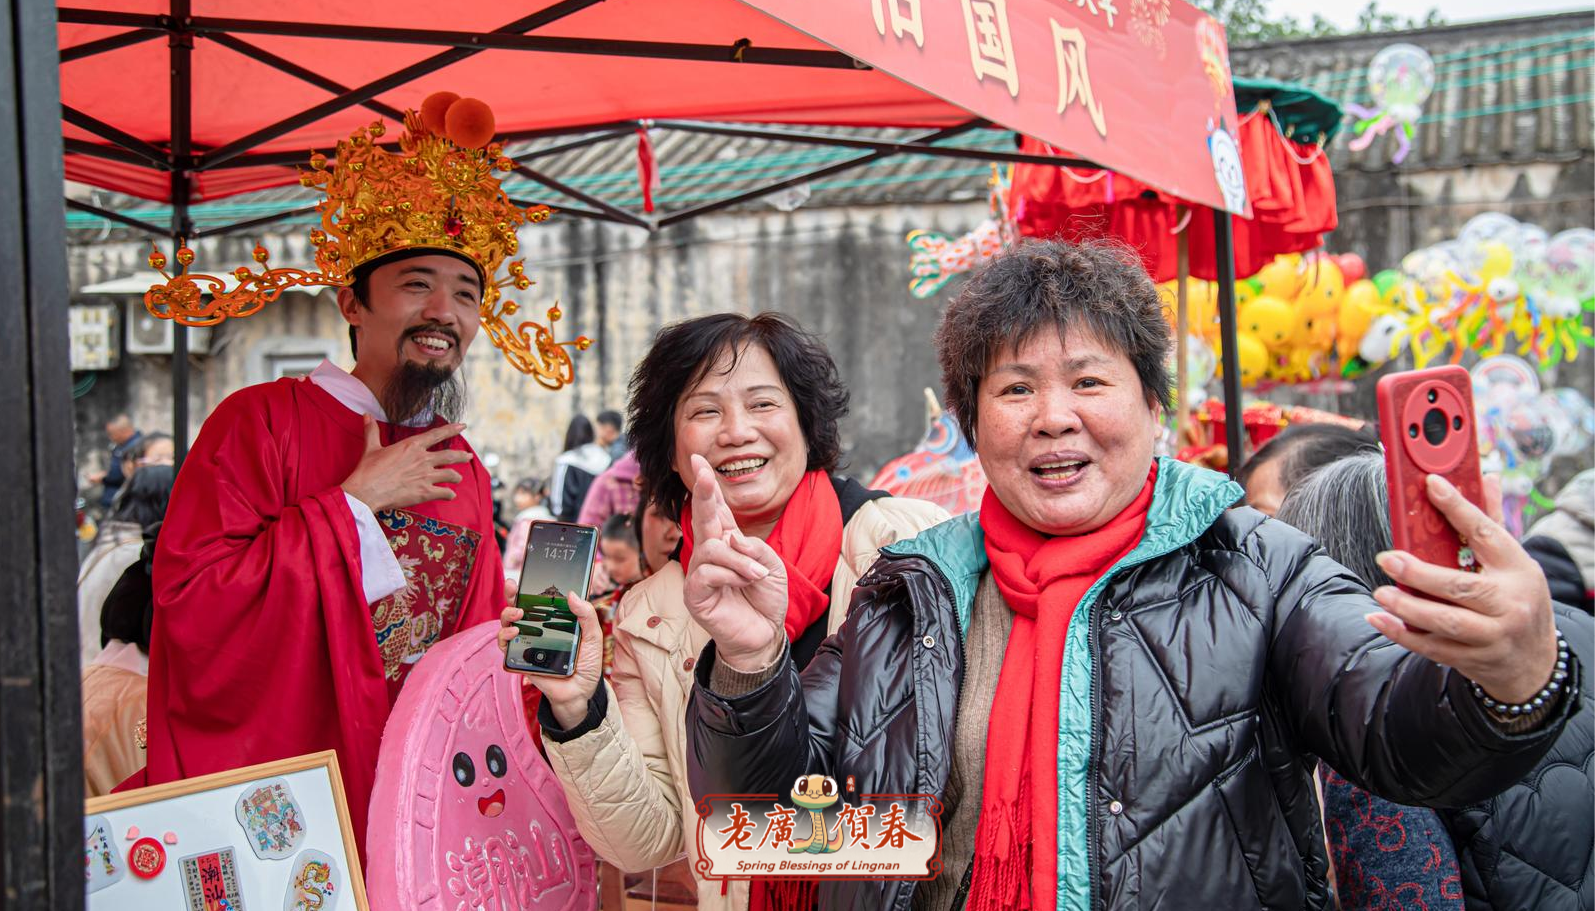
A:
[130,92,581,851]
[142,247,505,848]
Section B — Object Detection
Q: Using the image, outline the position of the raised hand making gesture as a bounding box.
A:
[680,454,790,672]
[341,415,475,513]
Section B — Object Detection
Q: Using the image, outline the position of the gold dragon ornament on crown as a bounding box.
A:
[144,92,591,389]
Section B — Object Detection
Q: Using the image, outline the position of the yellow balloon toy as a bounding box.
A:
[1298,257,1345,317]
[1336,280,1388,362]
[1254,258,1305,303]
[1239,295,1296,352]
[1158,279,1220,342]
[1216,331,1270,387]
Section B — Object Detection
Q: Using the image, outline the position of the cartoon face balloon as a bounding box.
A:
[367,622,597,911]
[1367,43,1435,123]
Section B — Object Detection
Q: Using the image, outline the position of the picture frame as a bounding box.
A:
[85,750,369,911]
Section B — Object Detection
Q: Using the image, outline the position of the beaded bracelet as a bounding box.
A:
[1471,630,1571,721]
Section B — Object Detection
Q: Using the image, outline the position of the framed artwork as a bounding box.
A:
[84,750,367,911]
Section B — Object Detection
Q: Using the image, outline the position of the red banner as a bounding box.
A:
[740,0,1251,215]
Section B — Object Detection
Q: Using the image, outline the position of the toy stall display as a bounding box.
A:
[1345,43,1437,165]
[85,751,366,911]
[366,622,598,911]
[1471,354,1595,536]
[1167,215,1595,398]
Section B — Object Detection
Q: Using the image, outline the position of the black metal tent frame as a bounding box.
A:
[56,1,1246,468]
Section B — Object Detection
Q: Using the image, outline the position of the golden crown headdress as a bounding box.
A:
[144,91,589,389]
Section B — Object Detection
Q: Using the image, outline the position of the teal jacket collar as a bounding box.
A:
[880,456,1245,634]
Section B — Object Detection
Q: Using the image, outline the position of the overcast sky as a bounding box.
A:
[1265,0,1592,30]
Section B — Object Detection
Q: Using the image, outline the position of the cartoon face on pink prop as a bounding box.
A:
[367,622,597,911]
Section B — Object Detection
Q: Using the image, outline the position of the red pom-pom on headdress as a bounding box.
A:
[444,98,496,150]
[420,91,460,136]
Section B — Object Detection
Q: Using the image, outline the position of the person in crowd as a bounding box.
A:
[498,312,948,910]
[599,512,647,591]
[89,414,142,510]
[121,431,175,480]
[1279,453,1592,911]
[682,240,1577,911]
[502,476,555,578]
[596,408,627,460]
[579,449,641,528]
[550,414,612,523]
[636,496,683,577]
[140,97,515,849]
[1522,467,1593,614]
[1236,420,1382,516]
[78,465,174,667]
[1273,455,1465,910]
[82,526,159,798]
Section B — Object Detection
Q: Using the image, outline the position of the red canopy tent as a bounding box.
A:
[56,0,1256,464]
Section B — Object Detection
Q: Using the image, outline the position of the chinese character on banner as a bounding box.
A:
[718,803,758,851]
[960,0,1019,97]
[1077,0,1120,28]
[1050,21,1108,137]
[871,803,926,850]
[837,803,876,849]
[871,0,925,47]
[760,806,798,850]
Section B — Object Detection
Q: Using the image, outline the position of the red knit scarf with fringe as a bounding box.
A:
[967,465,1155,911]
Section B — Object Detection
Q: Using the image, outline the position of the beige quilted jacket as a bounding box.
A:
[540,496,949,911]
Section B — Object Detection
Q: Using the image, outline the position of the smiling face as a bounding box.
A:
[975,330,1160,536]
[671,344,807,539]
[338,253,482,383]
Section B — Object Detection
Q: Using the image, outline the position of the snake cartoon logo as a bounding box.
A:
[788,774,846,854]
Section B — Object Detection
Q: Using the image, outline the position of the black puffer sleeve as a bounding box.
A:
[686,621,846,803]
[1239,510,1578,808]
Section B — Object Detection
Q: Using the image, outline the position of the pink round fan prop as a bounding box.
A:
[367,621,597,911]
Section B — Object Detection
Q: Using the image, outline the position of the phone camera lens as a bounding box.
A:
[1422,407,1448,446]
[1452,415,1463,431]
[1426,389,1438,403]
[1408,424,1419,439]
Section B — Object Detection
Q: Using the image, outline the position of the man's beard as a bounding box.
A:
[381,360,466,425]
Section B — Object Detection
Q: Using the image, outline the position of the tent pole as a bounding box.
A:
[1212,207,1244,476]
[652,120,1097,169]
[64,198,167,237]
[659,120,983,226]
[170,0,192,466]
[1175,217,1189,452]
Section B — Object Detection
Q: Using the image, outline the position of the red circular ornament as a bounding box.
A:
[128,838,165,879]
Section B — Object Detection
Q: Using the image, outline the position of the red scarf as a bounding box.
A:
[968,465,1157,911]
[681,470,843,911]
[678,469,843,644]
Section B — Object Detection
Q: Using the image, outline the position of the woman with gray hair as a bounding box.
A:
[1279,454,1593,911]
[681,239,1579,911]
[1278,455,1464,910]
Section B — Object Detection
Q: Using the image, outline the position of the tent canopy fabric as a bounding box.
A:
[58,0,1243,211]
[60,0,964,201]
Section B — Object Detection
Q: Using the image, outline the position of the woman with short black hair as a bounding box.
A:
[499,312,947,910]
[684,240,1576,911]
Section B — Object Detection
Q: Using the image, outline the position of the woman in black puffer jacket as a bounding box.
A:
[1280,453,1593,911]
[676,241,1581,911]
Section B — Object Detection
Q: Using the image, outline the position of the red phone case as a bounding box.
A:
[1376,365,1487,576]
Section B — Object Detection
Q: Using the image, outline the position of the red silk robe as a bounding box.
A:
[138,377,503,850]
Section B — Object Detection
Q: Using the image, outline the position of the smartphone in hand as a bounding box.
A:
[1376,365,1488,577]
[504,520,596,677]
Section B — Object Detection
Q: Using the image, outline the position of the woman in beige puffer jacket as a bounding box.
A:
[498,313,947,910]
